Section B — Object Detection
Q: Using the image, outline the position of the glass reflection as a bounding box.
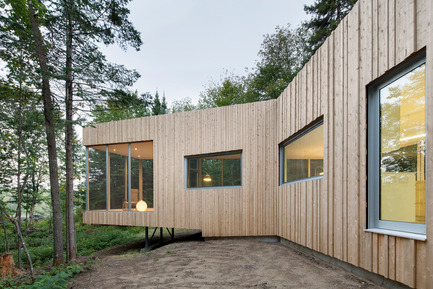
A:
[88,146,106,210]
[380,63,425,224]
[283,124,324,183]
[187,152,241,188]
[131,142,154,209]
[87,142,154,212]
[108,144,127,210]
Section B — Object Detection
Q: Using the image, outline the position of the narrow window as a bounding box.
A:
[186,151,242,188]
[280,118,324,184]
[87,145,106,211]
[130,142,154,211]
[368,53,426,236]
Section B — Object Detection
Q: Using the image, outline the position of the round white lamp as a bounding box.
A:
[136,200,148,212]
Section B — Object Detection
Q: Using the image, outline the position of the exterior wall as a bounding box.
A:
[276,0,432,288]
[83,0,432,287]
[84,101,278,237]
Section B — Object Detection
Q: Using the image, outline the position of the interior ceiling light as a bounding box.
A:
[203,174,212,182]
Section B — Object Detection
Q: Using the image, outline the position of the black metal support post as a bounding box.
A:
[165,227,175,240]
[150,227,158,240]
[160,227,163,244]
[145,227,149,249]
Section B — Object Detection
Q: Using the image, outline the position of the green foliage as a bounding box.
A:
[90,89,152,123]
[44,0,142,103]
[151,91,168,115]
[170,97,197,113]
[26,245,53,267]
[199,24,308,106]
[303,0,358,56]
[0,261,91,289]
[0,213,145,269]
[247,24,308,100]
[197,2,358,108]
[77,225,144,256]
[0,0,45,88]
[199,73,247,108]
[27,263,86,289]
[0,81,49,223]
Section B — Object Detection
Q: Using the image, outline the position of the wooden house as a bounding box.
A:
[83,0,432,287]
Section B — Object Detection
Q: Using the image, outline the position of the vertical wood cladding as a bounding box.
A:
[276,0,431,287]
[83,0,431,287]
[84,101,278,238]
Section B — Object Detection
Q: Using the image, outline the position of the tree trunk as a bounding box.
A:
[15,71,23,269]
[28,2,64,266]
[65,0,77,261]
[12,218,34,278]
[0,254,15,277]
[0,203,33,278]
[28,174,36,228]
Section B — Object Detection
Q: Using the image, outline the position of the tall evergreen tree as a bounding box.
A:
[303,0,357,57]
[152,91,168,115]
[0,1,47,267]
[27,0,65,266]
[1,0,142,265]
[45,0,142,262]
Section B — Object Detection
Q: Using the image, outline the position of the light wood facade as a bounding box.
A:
[83,0,432,287]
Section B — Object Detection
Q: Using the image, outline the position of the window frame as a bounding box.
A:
[185,150,242,189]
[86,141,154,213]
[367,51,426,237]
[280,117,324,185]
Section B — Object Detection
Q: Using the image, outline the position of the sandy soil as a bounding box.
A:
[71,233,386,289]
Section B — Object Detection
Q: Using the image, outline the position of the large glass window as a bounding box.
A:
[186,151,242,188]
[86,141,154,212]
[368,53,426,235]
[88,145,106,211]
[108,144,128,210]
[281,119,324,184]
[131,142,154,210]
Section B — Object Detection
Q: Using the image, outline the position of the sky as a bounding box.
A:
[99,0,315,106]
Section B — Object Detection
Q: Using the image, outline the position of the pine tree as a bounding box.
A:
[46,0,142,262]
[303,0,357,57]
[1,0,142,265]
[152,91,168,115]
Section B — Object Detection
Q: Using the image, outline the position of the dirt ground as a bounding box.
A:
[71,232,386,289]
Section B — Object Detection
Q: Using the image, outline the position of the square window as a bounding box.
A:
[86,141,154,212]
[186,151,242,188]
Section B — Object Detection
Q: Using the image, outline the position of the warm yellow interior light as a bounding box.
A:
[136,200,148,212]
[203,174,212,182]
